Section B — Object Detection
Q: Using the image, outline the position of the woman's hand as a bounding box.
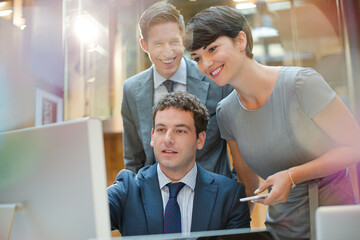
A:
[252,170,293,205]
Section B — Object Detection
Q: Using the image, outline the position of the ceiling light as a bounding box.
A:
[0,9,12,17]
[235,3,256,10]
[74,15,98,44]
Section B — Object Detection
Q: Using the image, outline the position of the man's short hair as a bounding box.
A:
[139,2,185,42]
[184,6,254,59]
[152,92,209,137]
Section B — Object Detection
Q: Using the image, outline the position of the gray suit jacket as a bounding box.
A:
[108,163,251,236]
[121,57,233,177]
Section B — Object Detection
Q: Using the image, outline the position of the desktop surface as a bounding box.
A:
[91,228,278,240]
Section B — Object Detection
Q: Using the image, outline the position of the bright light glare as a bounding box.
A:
[74,16,98,44]
[235,3,256,10]
[0,10,13,17]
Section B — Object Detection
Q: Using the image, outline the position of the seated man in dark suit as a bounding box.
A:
[108,92,251,236]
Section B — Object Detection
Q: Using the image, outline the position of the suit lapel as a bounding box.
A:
[185,58,209,105]
[191,165,218,231]
[140,164,164,234]
[135,69,155,164]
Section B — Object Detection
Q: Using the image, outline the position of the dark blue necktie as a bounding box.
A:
[164,182,185,233]
[163,79,174,93]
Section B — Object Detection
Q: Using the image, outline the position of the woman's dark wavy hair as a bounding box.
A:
[184,6,253,59]
[152,92,209,138]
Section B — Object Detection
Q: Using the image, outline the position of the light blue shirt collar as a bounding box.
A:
[157,163,197,191]
[154,57,187,89]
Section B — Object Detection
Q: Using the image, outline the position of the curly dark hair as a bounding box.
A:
[152,91,209,137]
[184,5,253,59]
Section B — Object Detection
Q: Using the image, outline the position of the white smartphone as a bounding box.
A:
[239,193,269,202]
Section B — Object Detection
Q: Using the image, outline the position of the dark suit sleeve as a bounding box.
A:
[121,82,146,173]
[107,170,130,231]
[226,182,251,229]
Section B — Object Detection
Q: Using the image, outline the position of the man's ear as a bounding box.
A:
[196,131,206,150]
[150,128,154,147]
[140,38,148,52]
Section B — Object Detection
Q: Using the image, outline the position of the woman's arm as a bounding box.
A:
[228,139,260,213]
[255,96,360,205]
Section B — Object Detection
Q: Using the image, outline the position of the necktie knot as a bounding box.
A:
[168,182,185,198]
[163,79,174,93]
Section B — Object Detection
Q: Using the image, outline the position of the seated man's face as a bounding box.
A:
[150,107,205,180]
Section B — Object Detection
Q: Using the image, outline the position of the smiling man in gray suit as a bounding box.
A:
[121,2,233,178]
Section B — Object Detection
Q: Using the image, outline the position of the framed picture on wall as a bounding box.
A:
[35,88,63,126]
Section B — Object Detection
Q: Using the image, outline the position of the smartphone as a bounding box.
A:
[239,193,269,202]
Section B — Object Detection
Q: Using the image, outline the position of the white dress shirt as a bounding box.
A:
[157,163,196,234]
[153,57,187,105]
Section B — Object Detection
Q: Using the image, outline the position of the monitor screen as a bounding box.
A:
[0,118,110,240]
[316,205,360,240]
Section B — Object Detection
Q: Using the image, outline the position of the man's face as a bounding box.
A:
[150,107,206,180]
[140,22,185,79]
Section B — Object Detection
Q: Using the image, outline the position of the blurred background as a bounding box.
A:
[1,0,359,233]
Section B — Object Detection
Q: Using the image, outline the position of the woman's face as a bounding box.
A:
[190,34,246,86]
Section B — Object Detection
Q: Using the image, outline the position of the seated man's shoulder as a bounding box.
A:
[201,166,241,188]
[113,169,137,185]
[108,166,155,197]
[115,165,153,183]
[214,173,241,187]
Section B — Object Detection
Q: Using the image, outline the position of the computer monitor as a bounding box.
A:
[0,118,110,240]
[316,204,360,240]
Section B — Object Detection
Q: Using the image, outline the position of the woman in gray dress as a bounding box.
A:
[184,6,360,240]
